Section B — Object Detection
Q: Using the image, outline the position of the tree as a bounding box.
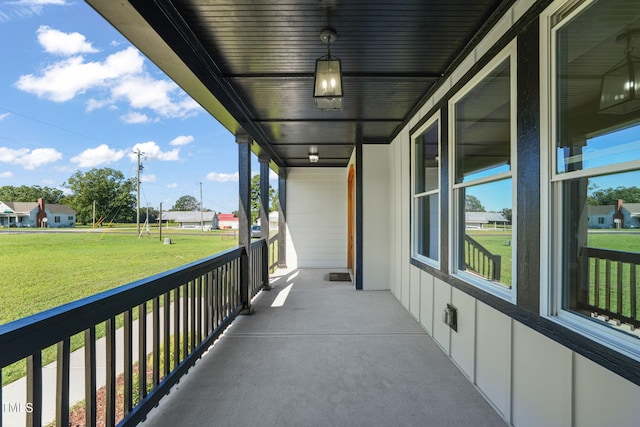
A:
[587,186,640,206]
[465,195,485,212]
[249,175,278,223]
[63,168,136,225]
[0,185,65,203]
[500,208,512,223]
[171,195,199,211]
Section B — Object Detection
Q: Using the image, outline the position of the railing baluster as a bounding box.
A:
[217,266,223,325]
[56,339,71,427]
[138,302,147,401]
[173,288,180,368]
[124,309,133,415]
[204,272,210,336]
[190,279,196,350]
[631,265,637,323]
[26,353,42,427]
[605,259,612,313]
[617,262,624,317]
[182,283,188,359]
[196,276,202,344]
[105,317,116,427]
[85,327,97,427]
[594,258,601,308]
[152,297,160,387]
[163,292,170,378]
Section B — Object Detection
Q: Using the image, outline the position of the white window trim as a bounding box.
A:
[411,113,441,268]
[448,39,518,303]
[540,0,640,362]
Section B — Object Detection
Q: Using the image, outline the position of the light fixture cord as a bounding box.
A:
[625,37,634,56]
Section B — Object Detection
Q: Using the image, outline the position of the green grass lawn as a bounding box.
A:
[587,231,640,252]
[0,230,238,385]
[0,230,238,325]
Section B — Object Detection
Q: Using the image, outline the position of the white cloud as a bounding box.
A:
[206,172,239,183]
[16,27,202,121]
[121,112,150,124]
[15,46,144,102]
[1,1,67,22]
[12,0,67,4]
[167,183,178,189]
[141,174,156,183]
[111,75,201,119]
[18,148,63,170]
[169,135,194,146]
[131,141,180,161]
[0,171,13,178]
[0,147,29,163]
[0,146,61,169]
[37,25,98,56]
[0,112,10,121]
[71,144,125,168]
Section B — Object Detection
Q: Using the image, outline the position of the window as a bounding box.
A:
[546,0,640,350]
[412,116,440,265]
[54,216,60,223]
[450,41,517,301]
[68,216,74,221]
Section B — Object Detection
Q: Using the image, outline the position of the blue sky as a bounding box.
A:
[0,0,266,214]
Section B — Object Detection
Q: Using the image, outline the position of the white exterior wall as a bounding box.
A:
[389,264,640,426]
[45,210,75,228]
[385,1,640,424]
[362,145,390,290]
[285,167,347,269]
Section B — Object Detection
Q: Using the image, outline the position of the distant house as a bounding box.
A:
[588,200,640,229]
[465,212,509,229]
[213,213,239,229]
[160,211,216,230]
[0,198,76,228]
[255,211,279,231]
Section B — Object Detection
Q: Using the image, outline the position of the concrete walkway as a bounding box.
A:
[140,269,506,427]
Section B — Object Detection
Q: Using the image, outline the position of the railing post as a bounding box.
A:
[238,134,253,314]
[240,247,251,312]
[259,156,272,290]
[278,167,287,268]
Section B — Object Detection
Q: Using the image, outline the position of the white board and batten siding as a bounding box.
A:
[285,168,347,269]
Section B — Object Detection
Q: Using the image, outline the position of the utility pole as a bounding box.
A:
[200,181,204,231]
[92,200,96,228]
[135,149,144,237]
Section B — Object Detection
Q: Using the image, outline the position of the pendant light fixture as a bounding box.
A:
[314,28,343,110]
[599,29,640,114]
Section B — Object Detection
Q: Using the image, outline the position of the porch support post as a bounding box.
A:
[278,168,287,268]
[237,134,252,312]
[355,125,363,290]
[259,156,271,290]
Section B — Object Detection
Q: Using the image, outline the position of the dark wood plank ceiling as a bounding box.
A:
[92,0,512,169]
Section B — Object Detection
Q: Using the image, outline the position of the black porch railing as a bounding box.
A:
[579,247,640,329]
[250,238,269,297]
[0,243,271,427]
[464,235,501,281]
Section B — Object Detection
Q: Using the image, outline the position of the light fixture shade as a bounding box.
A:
[314,56,343,110]
[599,55,640,114]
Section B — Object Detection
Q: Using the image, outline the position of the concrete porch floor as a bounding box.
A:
[140,269,506,427]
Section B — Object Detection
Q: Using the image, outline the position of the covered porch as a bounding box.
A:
[140,268,505,427]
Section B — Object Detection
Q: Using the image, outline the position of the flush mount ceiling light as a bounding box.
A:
[308,145,319,163]
[314,28,343,111]
[600,29,640,114]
